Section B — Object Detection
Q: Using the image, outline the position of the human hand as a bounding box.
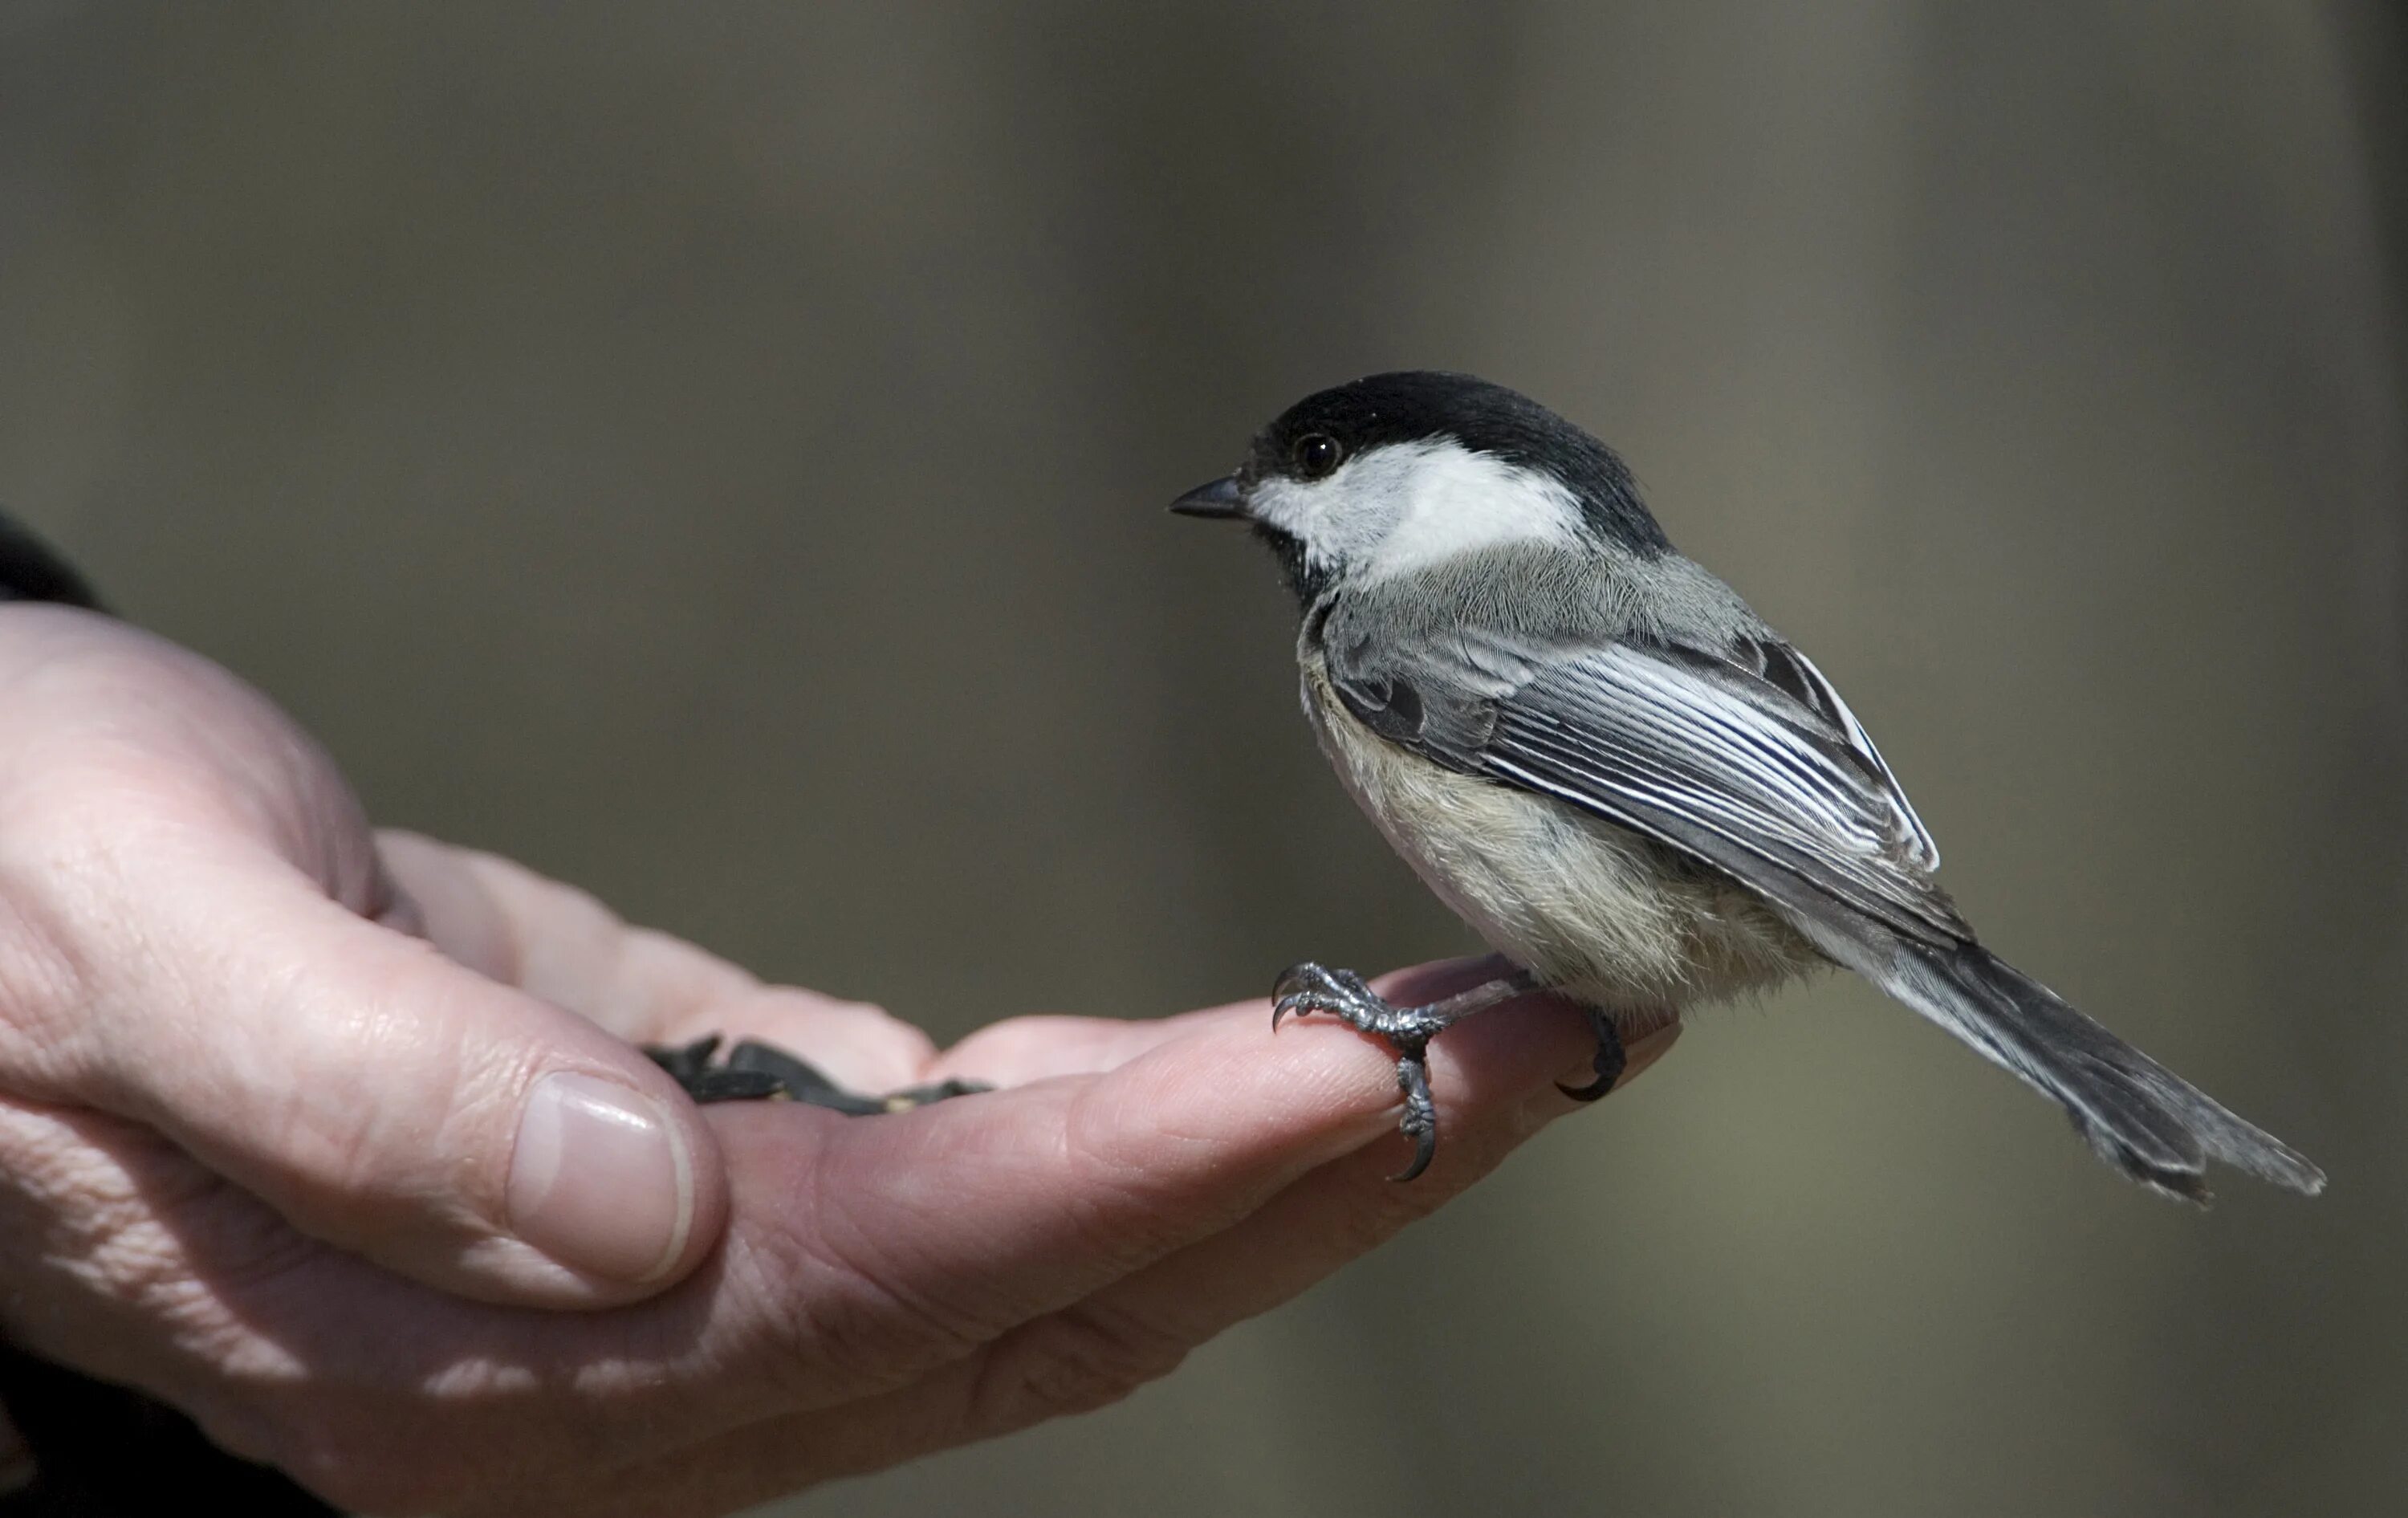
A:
[0,605,1677,1514]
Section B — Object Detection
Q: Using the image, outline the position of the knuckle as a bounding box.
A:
[781,1265,978,1398]
[728,1206,983,1402]
[0,916,84,1096]
[0,868,103,1091]
[976,1304,1190,1425]
[1052,1089,1216,1265]
[0,785,234,1095]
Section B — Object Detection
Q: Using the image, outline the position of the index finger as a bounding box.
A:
[684,975,1596,1414]
[927,956,1534,1086]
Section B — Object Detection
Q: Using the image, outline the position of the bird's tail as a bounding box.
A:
[1863,939,2324,1202]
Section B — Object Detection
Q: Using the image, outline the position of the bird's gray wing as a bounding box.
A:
[1324,619,1967,948]
[1324,600,2328,1202]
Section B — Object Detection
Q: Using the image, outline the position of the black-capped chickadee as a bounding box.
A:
[1173,371,2323,1200]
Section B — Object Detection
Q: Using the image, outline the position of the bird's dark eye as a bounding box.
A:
[1292,433,1344,479]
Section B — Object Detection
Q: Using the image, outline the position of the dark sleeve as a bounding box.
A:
[0,1343,338,1516]
[0,513,338,1516]
[0,513,102,610]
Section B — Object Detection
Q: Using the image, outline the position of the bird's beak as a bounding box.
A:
[1169,474,1248,519]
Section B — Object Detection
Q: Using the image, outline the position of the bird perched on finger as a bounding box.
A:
[1173,370,2323,1199]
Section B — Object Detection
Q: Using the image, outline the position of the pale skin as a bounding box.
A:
[0,604,1675,1516]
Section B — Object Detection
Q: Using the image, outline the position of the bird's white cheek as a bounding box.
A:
[1355,446,1586,581]
[1251,474,1391,567]
[1247,478,1321,539]
[1251,441,1589,584]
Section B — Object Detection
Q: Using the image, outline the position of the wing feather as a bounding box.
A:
[1328,621,1966,947]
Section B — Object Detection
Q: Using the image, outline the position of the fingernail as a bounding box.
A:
[509,1072,693,1284]
[1374,954,1517,1006]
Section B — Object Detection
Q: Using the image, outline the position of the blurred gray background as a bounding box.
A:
[2,3,2401,1514]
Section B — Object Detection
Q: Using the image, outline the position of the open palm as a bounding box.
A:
[0,606,1672,1515]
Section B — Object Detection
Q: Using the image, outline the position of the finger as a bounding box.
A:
[926,1007,1235,1086]
[551,999,1644,1516]
[686,981,1596,1414]
[381,832,938,1092]
[1044,1020,1683,1349]
[0,986,1613,1513]
[929,956,1522,1087]
[37,844,731,1306]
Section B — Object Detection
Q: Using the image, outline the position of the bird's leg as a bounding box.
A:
[1271,962,1538,1182]
[1555,1006,1627,1102]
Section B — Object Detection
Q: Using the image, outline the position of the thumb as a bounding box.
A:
[43,845,728,1307]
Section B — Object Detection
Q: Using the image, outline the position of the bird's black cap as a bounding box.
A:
[1244,371,1672,556]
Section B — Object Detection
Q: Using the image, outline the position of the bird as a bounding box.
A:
[1170,370,2324,1200]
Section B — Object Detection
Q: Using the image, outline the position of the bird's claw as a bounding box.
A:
[1271,961,1455,1045]
[1269,961,1470,1181]
[1392,1054,1440,1182]
[1271,961,1385,1032]
[1267,962,1634,1175]
[1553,1007,1629,1103]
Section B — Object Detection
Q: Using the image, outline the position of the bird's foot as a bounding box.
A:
[1272,963,1462,1045]
[1270,961,1534,1182]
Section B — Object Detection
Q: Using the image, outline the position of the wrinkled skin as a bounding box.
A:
[0,604,1674,1516]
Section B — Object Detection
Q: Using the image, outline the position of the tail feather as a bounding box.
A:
[1865,940,2324,1202]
